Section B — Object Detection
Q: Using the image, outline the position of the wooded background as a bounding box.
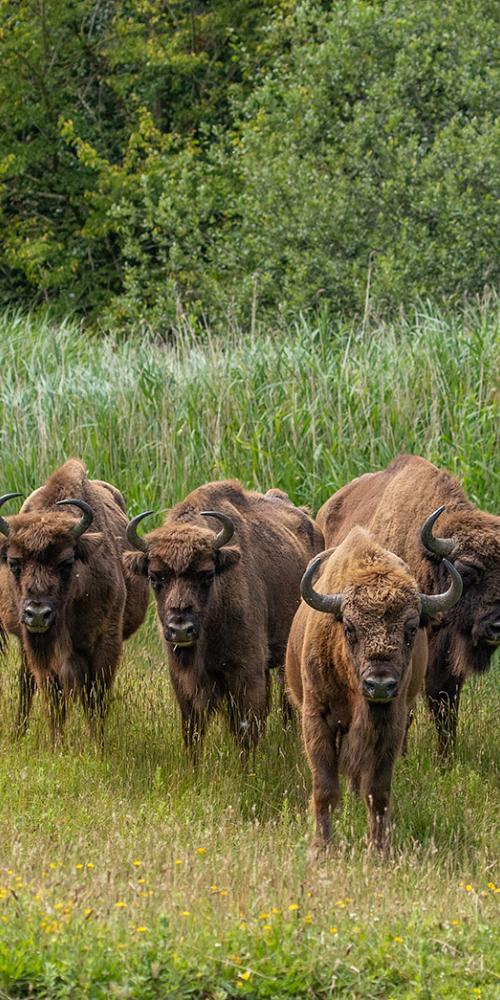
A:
[1,0,498,331]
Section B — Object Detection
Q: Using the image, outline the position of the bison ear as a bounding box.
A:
[123,550,149,577]
[75,532,104,563]
[216,546,241,573]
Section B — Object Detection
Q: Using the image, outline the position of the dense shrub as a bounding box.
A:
[0,1,498,330]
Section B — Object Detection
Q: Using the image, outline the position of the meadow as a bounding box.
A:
[0,302,498,998]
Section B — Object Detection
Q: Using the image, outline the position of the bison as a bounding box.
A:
[317,455,500,753]
[285,526,462,853]
[0,459,149,742]
[124,480,323,760]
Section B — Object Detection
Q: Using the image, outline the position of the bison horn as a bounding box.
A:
[56,498,94,538]
[0,492,23,537]
[126,511,153,553]
[300,549,343,618]
[420,506,454,557]
[201,511,235,550]
[419,558,463,618]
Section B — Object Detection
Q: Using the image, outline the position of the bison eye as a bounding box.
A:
[149,575,165,593]
[343,621,356,643]
[8,559,21,578]
[454,561,481,586]
[199,572,215,588]
[405,625,418,647]
[59,558,75,574]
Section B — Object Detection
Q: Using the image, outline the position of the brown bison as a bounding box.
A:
[124,480,324,759]
[285,526,462,852]
[0,459,149,742]
[317,455,500,753]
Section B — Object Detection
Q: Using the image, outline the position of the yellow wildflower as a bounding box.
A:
[288,903,299,911]
[114,901,127,909]
[239,970,251,981]
[330,926,338,934]
[196,847,206,855]
[393,936,403,944]
[135,926,148,933]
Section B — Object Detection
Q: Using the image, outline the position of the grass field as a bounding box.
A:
[0,303,498,998]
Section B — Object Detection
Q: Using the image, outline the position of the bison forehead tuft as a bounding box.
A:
[4,511,86,554]
[344,577,419,619]
[146,523,218,574]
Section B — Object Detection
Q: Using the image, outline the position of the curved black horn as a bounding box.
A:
[126,510,153,553]
[0,492,23,537]
[56,498,94,538]
[419,558,463,619]
[201,510,235,550]
[300,549,342,618]
[420,506,454,557]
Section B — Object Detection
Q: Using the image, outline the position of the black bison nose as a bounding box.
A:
[164,621,199,646]
[362,675,399,702]
[22,602,55,633]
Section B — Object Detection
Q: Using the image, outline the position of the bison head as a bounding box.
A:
[421,506,500,653]
[301,528,462,703]
[124,510,241,652]
[0,494,101,641]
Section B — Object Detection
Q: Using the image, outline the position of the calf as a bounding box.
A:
[124,479,323,759]
[285,525,462,852]
[0,460,149,742]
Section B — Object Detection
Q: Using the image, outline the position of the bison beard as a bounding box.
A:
[316,454,500,753]
[285,527,462,853]
[0,459,149,744]
[124,479,324,762]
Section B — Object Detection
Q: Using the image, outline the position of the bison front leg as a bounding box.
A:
[227,671,271,767]
[426,673,463,757]
[41,676,67,748]
[13,654,36,739]
[362,754,394,854]
[180,699,207,764]
[302,698,341,854]
[80,632,121,747]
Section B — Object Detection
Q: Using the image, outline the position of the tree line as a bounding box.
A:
[1,0,498,332]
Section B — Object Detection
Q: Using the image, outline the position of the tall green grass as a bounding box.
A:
[0,303,498,998]
[0,299,497,513]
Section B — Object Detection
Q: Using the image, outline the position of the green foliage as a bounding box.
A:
[0,1,498,329]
